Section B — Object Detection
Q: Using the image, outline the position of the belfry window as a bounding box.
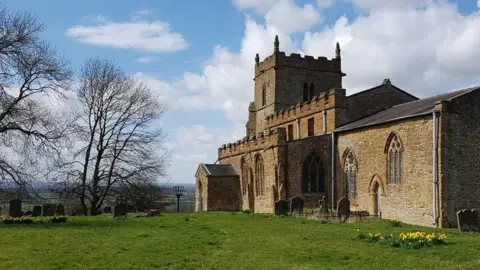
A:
[302,153,325,193]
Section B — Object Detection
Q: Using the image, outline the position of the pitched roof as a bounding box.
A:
[197,164,239,177]
[347,78,418,101]
[335,86,480,133]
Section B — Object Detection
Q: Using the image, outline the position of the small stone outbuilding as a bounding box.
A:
[195,164,241,212]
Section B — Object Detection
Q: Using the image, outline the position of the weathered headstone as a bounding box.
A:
[457,209,480,233]
[56,204,65,215]
[32,206,42,217]
[274,199,289,215]
[103,206,112,213]
[289,196,304,214]
[9,199,22,217]
[336,197,350,222]
[42,204,56,216]
[148,209,162,217]
[113,195,128,218]
[318,196,329,216]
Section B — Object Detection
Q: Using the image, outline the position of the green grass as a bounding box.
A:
[1,213,480,270]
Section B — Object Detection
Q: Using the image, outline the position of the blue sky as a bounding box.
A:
[2,0,480,184]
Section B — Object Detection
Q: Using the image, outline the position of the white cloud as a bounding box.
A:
[131,9,152,20]
[81,14,107,24]
[478,0,480,8]
[140,1,480,183]
[66,20,188,53]
[317,0,334,8]
[136,56,159,63]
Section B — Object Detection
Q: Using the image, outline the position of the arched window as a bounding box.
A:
[309,83,315,100]
[255,155,265,196]
[302,153,325,193]
[262,83,266,106]
[385,132,404,184]
[344,150,357,199]
[241,158,248,196]
[303,82,309,101]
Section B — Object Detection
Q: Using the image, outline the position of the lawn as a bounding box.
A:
[1,213,480,270]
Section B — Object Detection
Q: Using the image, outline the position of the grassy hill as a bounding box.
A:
[0,213,479,269]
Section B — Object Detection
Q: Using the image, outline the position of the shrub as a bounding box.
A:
[388,217,402,227]
[242,209,252,214]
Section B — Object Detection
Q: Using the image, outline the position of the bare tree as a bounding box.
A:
[118,175,165,212]
[0,5,72,192]
[51,58,170,215]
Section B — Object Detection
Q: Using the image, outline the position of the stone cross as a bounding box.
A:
[318,196,329,216]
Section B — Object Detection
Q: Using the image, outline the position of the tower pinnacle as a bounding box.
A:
[335,42,341,59]
[255,53,259,66]
[274,35,279,53]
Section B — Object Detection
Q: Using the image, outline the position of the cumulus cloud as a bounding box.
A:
[136,56,159,63]
[66,20,188,53]
[142,0,480,182]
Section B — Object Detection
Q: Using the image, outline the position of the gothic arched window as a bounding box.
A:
[303,82,309,101]
[344,150,357,199]
[255,155,265,196]
[386,132,404,184]
[241,158,248,196]
[309,83,315,100]
[302,153,325,193]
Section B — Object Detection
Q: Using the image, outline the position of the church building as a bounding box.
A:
[195,36,480,228]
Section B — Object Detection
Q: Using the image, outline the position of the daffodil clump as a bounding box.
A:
[1,215,68,224]
[357,229,447,249]
[388,217,402,227]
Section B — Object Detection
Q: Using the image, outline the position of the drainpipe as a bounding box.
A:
[323,110,327,134]
[296,118,300,139]
[331,131,335,212]
[432,109,439,226]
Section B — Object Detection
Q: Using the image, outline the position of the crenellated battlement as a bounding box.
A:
[265,88,346,127]
[218,127,287,159]
[255,51,342,78]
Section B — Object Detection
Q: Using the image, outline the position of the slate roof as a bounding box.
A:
[199,164,239,177]
[335,86,480,133]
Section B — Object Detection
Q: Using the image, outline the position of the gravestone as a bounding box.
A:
[289,196,304,214]
[56,204,65,215]
[457,209,480,233]
[336,197,350,222]
[113,195,128,218]
[318,196,329,216]
[32,206,42,217]
[103,206,112,213]
[9,199,22,217]
[274,199,289,215]
[42,204,56,216]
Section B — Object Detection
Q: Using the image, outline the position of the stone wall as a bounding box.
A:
[207,176,242,212]
[218,146,282,213]
[286,135,332,207]
[439,89,480,227]
[335,115,435,227]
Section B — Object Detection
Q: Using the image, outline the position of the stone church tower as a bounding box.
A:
[246,36,345,137]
